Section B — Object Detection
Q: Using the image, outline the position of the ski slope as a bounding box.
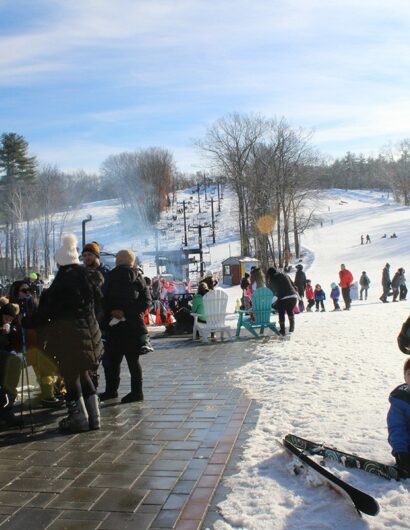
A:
[214,190,410,530]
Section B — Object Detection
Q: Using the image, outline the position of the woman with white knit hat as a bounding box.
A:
[29,234,103,433]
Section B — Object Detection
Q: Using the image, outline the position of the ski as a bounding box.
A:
[285,434,400,481]
[283,438,380,517]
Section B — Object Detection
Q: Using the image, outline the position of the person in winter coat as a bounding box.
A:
[400,273,408,301]
[0,299,22,427]
[305,280,315,312]
[392,268,406,302]
[266,268,298,335]
[380,263,391,303]
[359,271,371,301]
[201,271,218,291]
[82,242,110,292]
[191,282,209,323]
[330,282,341,311]
[100,250,152,404]
[387,358,410,478]
[27,235,104,433]
[314,284,326,312]
[339,264,353,310]
[294,264,307,312]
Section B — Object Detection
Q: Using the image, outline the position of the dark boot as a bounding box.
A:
[59,398,89,433]
[289,317,295,333]
[279,323,286,336]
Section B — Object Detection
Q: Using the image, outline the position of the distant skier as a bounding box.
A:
[361,235,364,245]
[294,264,307,312]
[359,271,371,301]
[392,268,406,302]
[387,357,410,478]
[339,264,353,310]
[380,263,391,303]
[330,282,341,311]
[366,234,371,244]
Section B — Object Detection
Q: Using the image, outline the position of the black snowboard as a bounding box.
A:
[283,438,380,517]
[285,433,400,481]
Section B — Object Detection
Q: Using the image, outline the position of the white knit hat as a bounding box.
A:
[55,234,80,266]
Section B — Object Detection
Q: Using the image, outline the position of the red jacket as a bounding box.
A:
[306,284,314,300]
[339,269,353,288]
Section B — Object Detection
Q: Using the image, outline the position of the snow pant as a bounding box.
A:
[341,287,351,309]
[381,284,390,302]
[102,351,142,395]
[393,287,400,301]
[400,285,408,300]
[315,300,325,311]
[307,299,315,310]
[332,299,340,310]
[276,298,297,333]
[64,370,96,402]
[359,287,368,300]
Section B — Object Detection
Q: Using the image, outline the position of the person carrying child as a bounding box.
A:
[330,282,341,311]
[387,357,410,478]
[305,280,315,312]
[314,284,326,312]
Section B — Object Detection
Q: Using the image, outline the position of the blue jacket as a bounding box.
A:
[387,384,410,455]
[314,289,326,302]
[330,287,340,300]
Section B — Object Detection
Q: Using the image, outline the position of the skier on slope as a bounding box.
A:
[387,357,410,478]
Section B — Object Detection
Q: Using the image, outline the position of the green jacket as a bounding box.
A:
[191,294,206,322]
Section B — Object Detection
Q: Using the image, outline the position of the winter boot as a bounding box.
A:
[121,379,144,403]
[59,397,89,433]
[289,317,295,333]
[84,394,101,430]
[279,324,286,336]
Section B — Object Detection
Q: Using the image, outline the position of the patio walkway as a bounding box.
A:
[0,332,265,529]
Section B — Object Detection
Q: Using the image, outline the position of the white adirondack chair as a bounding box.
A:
[192,288,233,342]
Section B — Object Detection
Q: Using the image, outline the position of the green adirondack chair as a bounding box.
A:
[236,287,280,337]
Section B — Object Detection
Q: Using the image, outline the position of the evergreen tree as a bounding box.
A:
[0,132,37,183]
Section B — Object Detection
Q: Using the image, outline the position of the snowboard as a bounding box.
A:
[283,438,380,517]
[285,434,400,481]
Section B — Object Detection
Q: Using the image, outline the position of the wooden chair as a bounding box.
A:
[192,288,233,342]
[236,287,280,338]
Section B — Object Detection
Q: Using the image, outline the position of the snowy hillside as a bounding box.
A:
[214,190,410,530]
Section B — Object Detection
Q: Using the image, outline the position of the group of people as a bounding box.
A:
[380,263,407,303]
[0,235,152,433]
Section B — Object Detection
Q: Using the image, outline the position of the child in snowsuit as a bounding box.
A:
[330,282,341,311]
[387,357,410,478]
[305,280,315,312]
[314,284,326,312]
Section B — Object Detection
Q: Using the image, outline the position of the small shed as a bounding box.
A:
[222,257,261,286]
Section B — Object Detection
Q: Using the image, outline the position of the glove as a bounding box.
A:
[395,453,410,478]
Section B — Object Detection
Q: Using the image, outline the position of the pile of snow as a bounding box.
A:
[215,190,410,530]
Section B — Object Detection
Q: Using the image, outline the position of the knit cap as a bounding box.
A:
[55,234,80,267]
[0,302,20,318]
[82,242,100,258]
[116,249,136,267]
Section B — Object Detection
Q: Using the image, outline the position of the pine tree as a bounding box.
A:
[0,132,37,183]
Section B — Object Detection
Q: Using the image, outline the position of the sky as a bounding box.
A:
[1,0,410,173]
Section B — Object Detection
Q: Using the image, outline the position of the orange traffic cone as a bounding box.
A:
[165,309,173,326]
[155,308,162,326]
[144,309,150,325]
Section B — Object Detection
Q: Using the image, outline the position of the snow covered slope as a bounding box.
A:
[215,190,410,530]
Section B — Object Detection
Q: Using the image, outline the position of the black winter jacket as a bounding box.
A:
[25,264,103,377]
[104,266,152,356]
[266,269,298,300]
[294,270,307,292]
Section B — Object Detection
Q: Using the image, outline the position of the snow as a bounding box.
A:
[213,189,410,530]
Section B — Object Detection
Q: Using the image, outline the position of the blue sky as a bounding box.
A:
[1,0,410,172]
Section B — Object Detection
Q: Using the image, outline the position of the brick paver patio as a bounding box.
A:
[0,333,263,529]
